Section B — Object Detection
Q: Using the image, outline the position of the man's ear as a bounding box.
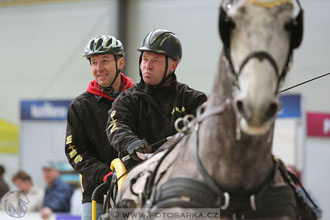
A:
[170,59,178,73]
[117,56,125,70]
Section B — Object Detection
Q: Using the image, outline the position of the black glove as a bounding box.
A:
[126,140,151,161]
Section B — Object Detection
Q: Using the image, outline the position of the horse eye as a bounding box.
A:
[239,5,246,14]
[284,21,293,32]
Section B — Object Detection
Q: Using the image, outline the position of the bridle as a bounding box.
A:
[219,0,304,94]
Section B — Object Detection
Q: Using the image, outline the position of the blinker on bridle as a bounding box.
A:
[218,0,304,94]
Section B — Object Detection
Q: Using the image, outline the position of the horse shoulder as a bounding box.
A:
[116,151,167,204]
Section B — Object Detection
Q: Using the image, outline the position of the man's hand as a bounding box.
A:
[127,140,152,161]
[41,207,53,219]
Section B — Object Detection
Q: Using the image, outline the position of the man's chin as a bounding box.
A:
[96,80,111,88]
[143,78,157,86]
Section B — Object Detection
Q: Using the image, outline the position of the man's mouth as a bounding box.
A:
[97,73,108,78]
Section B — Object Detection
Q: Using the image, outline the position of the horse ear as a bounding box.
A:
[286,0,304,50]
[219,6,235,47]
[290,9,304,49]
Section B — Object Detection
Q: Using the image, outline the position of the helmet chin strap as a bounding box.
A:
[155,56,170,88]
[99,55,121,93]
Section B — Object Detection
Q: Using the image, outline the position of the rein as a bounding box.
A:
[194,100,232,204]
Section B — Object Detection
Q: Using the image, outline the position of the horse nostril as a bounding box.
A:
[264,102,278,122]
[236,100,244,114]
[235,100,252,121]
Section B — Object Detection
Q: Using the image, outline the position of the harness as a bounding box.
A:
[150,159,299,219]
[117,101,317,220]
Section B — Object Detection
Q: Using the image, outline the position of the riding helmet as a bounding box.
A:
[138,29,182,63]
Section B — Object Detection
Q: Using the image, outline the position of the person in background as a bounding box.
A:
[106,29,207,168]
[0,164,9,200]
[12,170,44,212]
[40,161,72,219]
[65,35,134,220]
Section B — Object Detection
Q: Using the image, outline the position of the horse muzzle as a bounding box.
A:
[234,96,281,135]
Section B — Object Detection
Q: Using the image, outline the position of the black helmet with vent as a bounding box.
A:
[138,29,182,63]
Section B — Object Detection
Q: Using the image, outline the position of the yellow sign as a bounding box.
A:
[0,119,19,154]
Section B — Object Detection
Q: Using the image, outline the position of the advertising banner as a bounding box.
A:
[306,112,330,137]
[20,100,71,121]
[277,94,301,119]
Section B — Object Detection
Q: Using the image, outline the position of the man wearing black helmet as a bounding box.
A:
[106,29,207,167]
[65,35,134,219]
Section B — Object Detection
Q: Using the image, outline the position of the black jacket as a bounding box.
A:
[106,74,207,159]
[65,74,134,203]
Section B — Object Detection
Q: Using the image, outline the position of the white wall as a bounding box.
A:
[20,121,68,189]
[287,0,330,112]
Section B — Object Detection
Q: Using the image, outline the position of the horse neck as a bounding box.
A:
[197,54,274,191]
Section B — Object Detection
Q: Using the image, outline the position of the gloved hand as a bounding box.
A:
[103,171,113,183]
[127,140,152,161]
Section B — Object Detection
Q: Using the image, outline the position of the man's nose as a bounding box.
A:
[145,61,152,69]
[96,63,104,71]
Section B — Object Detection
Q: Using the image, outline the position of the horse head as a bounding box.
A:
[219,0,303,135]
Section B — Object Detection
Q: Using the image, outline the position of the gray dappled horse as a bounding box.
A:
[111,0,315,219]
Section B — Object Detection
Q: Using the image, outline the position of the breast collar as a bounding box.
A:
[149,157,299,220]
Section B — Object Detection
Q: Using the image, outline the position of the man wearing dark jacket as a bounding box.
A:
[65,35,134,220]
[41,161,72,219]
[106,29,207,168]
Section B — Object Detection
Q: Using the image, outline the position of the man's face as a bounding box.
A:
[140,51,178,86]
[42,168,59,185]
[90,54,125,88]
[13,179,31,192]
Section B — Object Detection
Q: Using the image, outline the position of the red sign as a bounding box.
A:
[306,112,330,137]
